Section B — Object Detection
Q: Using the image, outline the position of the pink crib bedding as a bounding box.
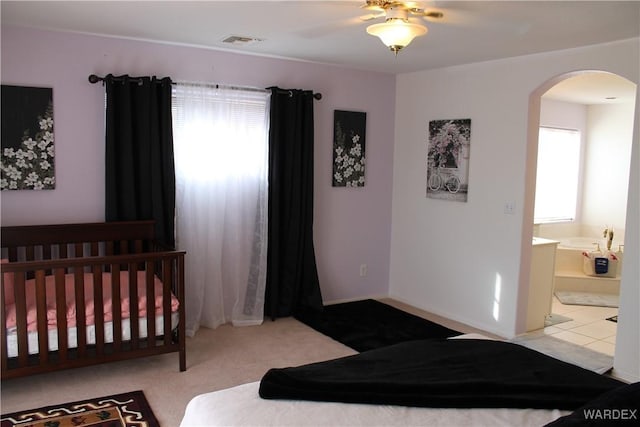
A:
[4,268,179,332]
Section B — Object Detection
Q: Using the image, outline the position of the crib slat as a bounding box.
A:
[8,247,17,262]
[136,241,146,271]
[25,246,35,261]
[14,272,28,367]
[93,265,105,355]
[146,261,155,347]
[43,245,52,260]
[178,253,186,371]
[1,270,8,372]
[59,243,68,259]
[35,270,49,364]
[74,243,83,259]
[129,264,139,349]
[91,242,99,257]
[43,246,53,276]
[111,264,122,352]
[55,268,68,362]
[75,269,87,357]
[162,258,172,346]
[119,241,129,271]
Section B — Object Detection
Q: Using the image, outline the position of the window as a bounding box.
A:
[534,127,581,223]
[171,83,270,334]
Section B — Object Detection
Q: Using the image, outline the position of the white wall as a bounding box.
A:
[391,57,535,338]
[390,38,639,380]
[540,98,587,129]
[616,90,640,381]
[582,103,635,238]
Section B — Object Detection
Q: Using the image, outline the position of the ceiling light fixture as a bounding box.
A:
[366,6,427,56]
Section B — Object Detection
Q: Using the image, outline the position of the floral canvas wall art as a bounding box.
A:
[426,119,471,202]
[332,110,366,187]
[1,85,55,190]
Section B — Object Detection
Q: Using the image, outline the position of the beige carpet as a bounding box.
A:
[0,299,490,426]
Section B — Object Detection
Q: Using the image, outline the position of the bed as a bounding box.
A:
[181,381,570,426]
[1,220,186,379]
[181,335,634,426]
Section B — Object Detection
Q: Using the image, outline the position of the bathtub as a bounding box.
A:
[551,236,622,294]
[557,237,603,251]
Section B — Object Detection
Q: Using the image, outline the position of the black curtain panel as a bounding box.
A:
[104,74,176,246]
[265,87,323,319]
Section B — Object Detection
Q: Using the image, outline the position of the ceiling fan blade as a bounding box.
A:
[359,1,387,12]
[295,2,368,39]
[409,8,444,22]
[417,1,531,34]
[359,12,385,22]
[295,16,363,39]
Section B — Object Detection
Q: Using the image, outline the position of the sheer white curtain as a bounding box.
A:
[172,83,270,336]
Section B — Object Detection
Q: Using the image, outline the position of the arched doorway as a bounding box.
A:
[519,70,636,365]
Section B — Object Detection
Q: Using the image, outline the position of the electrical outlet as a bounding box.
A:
[360,264,367,277]
[504,201,515,215]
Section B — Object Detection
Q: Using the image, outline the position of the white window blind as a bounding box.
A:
[534,127,581,224]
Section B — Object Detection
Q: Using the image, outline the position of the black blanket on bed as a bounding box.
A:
[259,339,625,410]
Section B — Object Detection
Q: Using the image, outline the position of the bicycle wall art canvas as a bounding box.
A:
[426,118,471,202]
[332,110,366,187]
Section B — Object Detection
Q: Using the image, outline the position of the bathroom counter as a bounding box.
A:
[527,238,560,332]
[532,237,560,246]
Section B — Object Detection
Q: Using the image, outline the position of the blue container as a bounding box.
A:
[594,257,609,274]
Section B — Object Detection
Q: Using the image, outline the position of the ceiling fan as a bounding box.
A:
[296,1,524,55]
[360,1,444,22]
[360,1,445,55]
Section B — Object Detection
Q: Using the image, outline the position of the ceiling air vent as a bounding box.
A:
[222,35,263,45]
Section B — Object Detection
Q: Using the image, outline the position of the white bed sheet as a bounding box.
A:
[180,334,572,426]
[180,381,569,427]
[6,311,179,357]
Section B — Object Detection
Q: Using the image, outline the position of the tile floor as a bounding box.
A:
[543,296,618,356]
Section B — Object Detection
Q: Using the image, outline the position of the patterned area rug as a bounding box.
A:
[0,391,159,427]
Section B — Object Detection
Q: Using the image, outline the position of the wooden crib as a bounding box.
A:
[1,221,186,379]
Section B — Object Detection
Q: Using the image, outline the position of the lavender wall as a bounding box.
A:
[1,26,396,302]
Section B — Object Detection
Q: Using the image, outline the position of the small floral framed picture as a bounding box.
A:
[332,110,366,187]
[1,85,55,190]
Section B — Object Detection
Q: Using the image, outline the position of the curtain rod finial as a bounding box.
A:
[88,74,101,84]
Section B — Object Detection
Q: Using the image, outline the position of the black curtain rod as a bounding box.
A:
[88,74,322,100]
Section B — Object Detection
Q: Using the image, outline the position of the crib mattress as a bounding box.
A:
[6,311,179,358]
[3,269,179,332]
